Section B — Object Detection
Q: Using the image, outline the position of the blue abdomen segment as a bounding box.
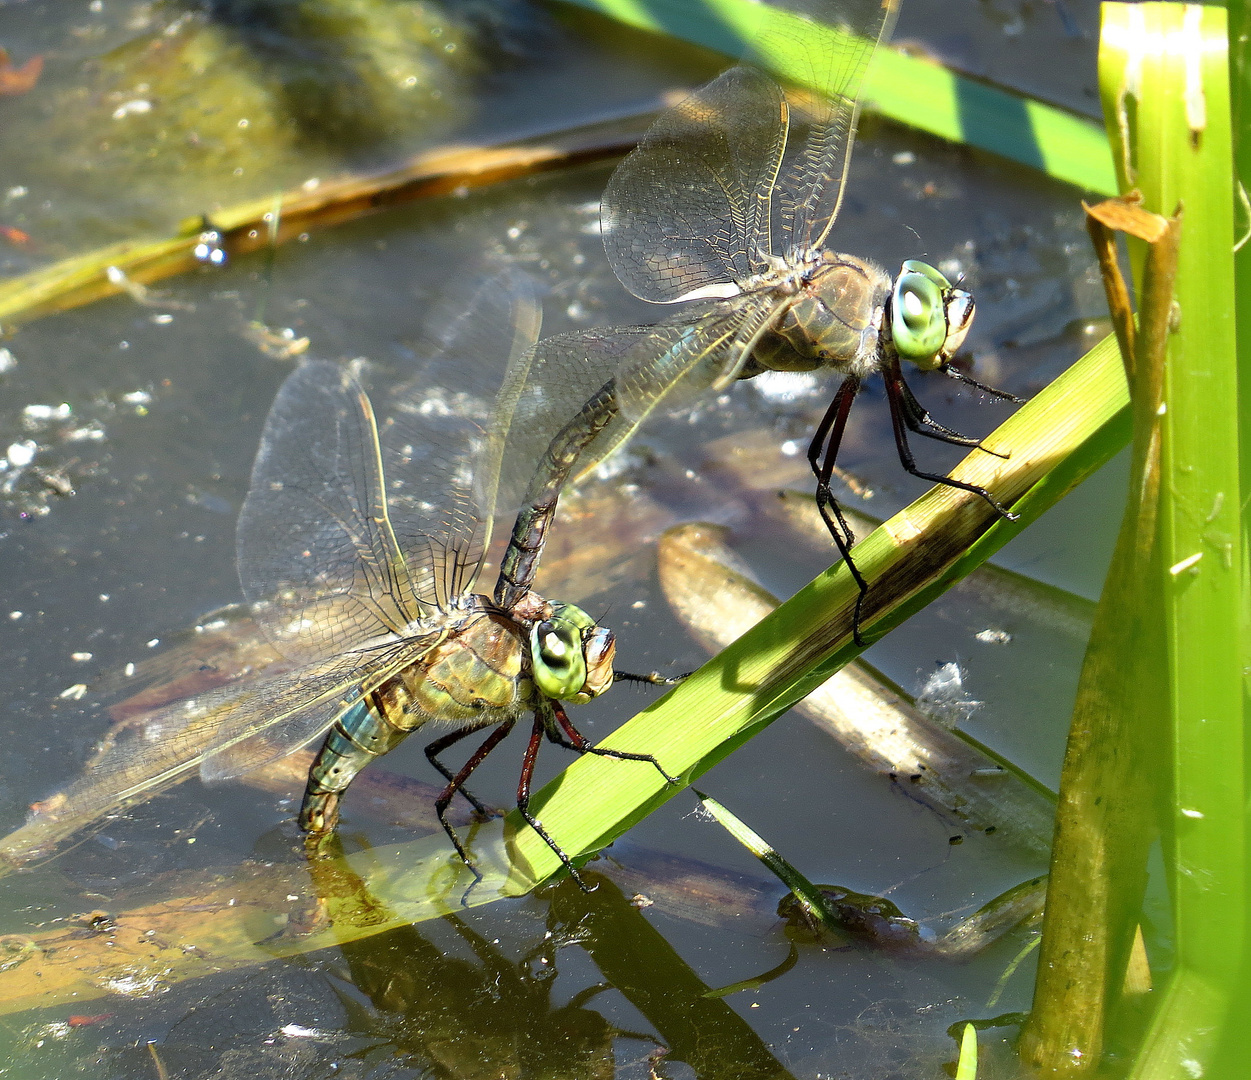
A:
[300,696,411,833]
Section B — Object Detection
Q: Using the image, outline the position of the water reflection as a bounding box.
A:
[301,834,797,1080]
[0,1,1108,1075]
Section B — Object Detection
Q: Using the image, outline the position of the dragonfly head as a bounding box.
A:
[889,261,975,372]
[530,601,616,704]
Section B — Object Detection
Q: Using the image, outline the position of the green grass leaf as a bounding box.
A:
[554,0,1117,193]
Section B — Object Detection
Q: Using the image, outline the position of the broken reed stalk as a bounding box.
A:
[0,114,658,330]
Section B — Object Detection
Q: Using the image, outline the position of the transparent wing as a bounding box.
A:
[760,0,900,251]
[238,272,543,657]
[237,360,424,665]
[610,290,785,448]
[601,65,787,303]
[491,292,782,506]
[493,325,652,518]
[199,628,439,782]
[378,268,542,611]
[2,643,419,866]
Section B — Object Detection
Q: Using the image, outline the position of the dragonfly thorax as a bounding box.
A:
[395,606,532,725]
[749,253,891,380]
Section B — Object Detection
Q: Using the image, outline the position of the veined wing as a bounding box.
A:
[493,324,650,518]
[495,290,784,498]
[610,288,788,452]
[237,359,423,665]
[0,639,428,867]
[376,268,542,611]
[239,272,542,660]
[199,626,441,782]
[762,0,900,252]
[600,65,787,304]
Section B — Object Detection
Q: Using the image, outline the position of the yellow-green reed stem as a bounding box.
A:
[1213,1,1251,1072]
[1125,6,1245,1076]
[1020,200,1177,1073]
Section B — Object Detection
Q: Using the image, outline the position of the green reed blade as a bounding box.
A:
[1117,6,1245,1077]
[691,790,835,929]
[956,1022,979,1080]
[1022,5,1246,1076]
[555,0,1117,193]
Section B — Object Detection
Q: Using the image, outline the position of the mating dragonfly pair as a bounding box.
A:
[5,0,1020,888]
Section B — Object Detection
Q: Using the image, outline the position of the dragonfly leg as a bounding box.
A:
[807,375,872,647]
[516,711,593,892]
[425,723,500,820]
[613,669,689,687]
[883,358,1020,522]
[807,376,862,549]
[432,720,515,884]
[944,364,1026,404]
[895,376,1007,458]
[546,700,680,785]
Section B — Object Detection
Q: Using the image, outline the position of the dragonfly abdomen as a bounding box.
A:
[300,694,413,833]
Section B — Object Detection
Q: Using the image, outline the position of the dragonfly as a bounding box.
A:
[1,271,674,888]
[496,0,1022,644]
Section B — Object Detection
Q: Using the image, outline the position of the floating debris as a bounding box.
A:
[974,628,1013,645]
[100,968,167,999]
[0,49,42,96]
[1,400,104,516]
[915,662,984,729]
[5,441,35,468]
[243,321,310,359]
[105,266,195,311]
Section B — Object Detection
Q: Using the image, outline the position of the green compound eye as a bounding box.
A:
[891,260,951,367]
[530,602,596,700]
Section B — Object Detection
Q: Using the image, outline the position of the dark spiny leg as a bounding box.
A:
[546,700,680,785]
[944,364,1026,403]
[515,712,592,892]
[883,358,1019,521]
[613,669,690,687]
[807,376,871,647]
[431,721,515,884]
[895,377,1006,457]
[425,722,497,819]
[807,377,861,550]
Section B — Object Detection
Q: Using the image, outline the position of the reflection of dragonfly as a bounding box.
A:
[499,0,1021,643]
[5,272,672,887]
